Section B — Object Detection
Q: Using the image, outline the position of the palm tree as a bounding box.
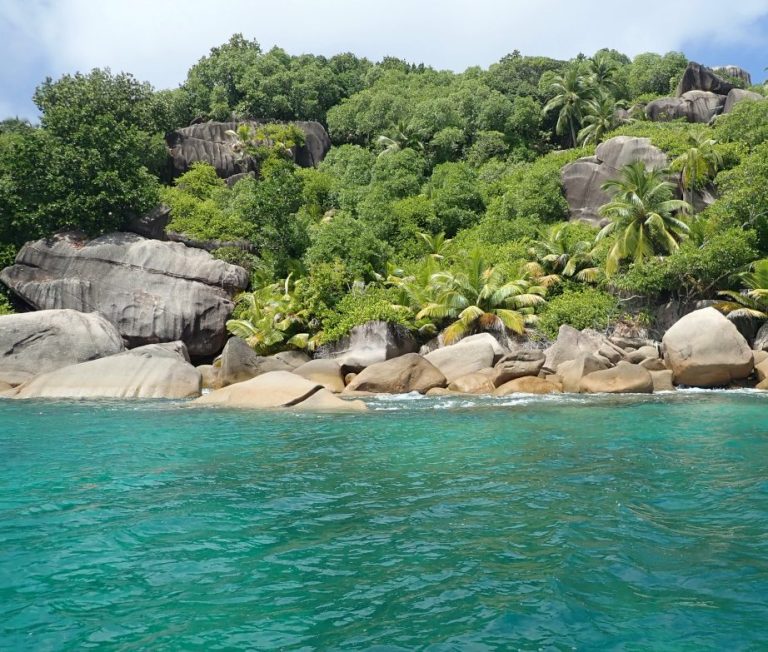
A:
[597,162,692,275]
[671,130,723,208]
[543,66,594,148]
[715,259,768,320]
[526,223,602,283]
[376,121,425,156]
[226,275,315,353]
[416,251,546,344]
[578,93,625,146]
[587,52,619,94]
[418,231,452,260]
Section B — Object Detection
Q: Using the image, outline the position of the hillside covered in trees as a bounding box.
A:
[2,36,767,352]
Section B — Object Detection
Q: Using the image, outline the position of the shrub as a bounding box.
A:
[538,287,619,338]
[320,287,413,343]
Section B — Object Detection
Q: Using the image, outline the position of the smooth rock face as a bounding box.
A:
[197,364,221,390]
[219,337,293,386]
[713,65,752,87]
[193,370,366,411]
[755,358,768,383]
[754,323,768,352]
[447,371,496,394]
[345,353,446,394]
[543,325,624,373]
[491,350,545,386]
[626,345,660,364]
[0,232,248,358]
[723,88,764,114]
[556,354,611,393]
[561,137,669,225]
[272,350,311,370]
[317,321,418,371]
[13,343,201,399]
[293,359,345,393]
[166,121,332,180]
[292,388,368,411]
[662,308,754,387]
[580,362,654,394]
[676,62,735,96]
[424,339,497,383]
[494,376,562,396]
[0,309,125,386]
[650,370,675,392]
[645,91,725,123]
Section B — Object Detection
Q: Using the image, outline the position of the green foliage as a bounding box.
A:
[627,52,688,97]
[538,287,619,338]
[714,99,768,149]
[320,287,413,344]
[425,162,484,235]
[715,259,768,320]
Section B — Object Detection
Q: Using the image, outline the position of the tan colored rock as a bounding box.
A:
[13,343,201,399]
[543,325,624,372]
[755,358,768,383]
[272,350,311,369]
[757,378,768,390]
[626,345,659,364]
[492,350,546,385]
[447,371,496,394]
[197,364,221,390]
[639,357,667,371]
[425,387,461,397]
[194,370,319,408]
[340,389,378,398]
[579,362,653,394]
[344,372,357,386]
[345,353,445,394]
[424,340,496,383]
[494,376,563,396]
[293,359,345,393]
[556,354,611,393]
[754,350,768,366]
[293,388,367,411]
[219,337,293,386]
[650,370,675,392]
[662,308,754,387]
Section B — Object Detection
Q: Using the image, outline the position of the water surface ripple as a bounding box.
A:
[1,392,767,650]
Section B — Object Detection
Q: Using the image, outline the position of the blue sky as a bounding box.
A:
[2,0,767,121]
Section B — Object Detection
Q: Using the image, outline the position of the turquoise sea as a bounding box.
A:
[1,392,767,651]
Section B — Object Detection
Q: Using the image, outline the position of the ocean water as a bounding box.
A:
[1,392,767,651]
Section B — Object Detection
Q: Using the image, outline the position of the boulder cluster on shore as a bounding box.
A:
[1,305,766,410]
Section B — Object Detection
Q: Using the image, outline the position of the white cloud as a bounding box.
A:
[3,0,768,92]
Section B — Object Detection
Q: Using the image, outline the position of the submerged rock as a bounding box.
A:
[662,307,754,387]
[0,232,248,358]
[494,376,563,396]
[12,343,201,399]
[0,309,125,386]
[447,371,496,395]
[193,370,366,411]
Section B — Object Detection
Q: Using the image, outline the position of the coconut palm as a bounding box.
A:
[715,259,768,320]
[577,93,626,146]
[226,275,314,353]
[597,161,691,275]
[671,130,723,208]
[526,223,602,283]
[418,231,452,260]
[543,66,594,148]
[376,121,425,156]
[587,52,620,94]
[416,251,546,344]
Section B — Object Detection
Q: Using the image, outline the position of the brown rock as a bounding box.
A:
[293,359,345,393]
[662,308,754,387]
[639,357,667,371]
[755,358,768,383]
[345,353,446,394]
[197,364,221,390]
[492,350,546,385]
[650,370,675,392]
[556,354,611,393]
[424,339,497,383]
[494,376,563,396]
[219,337,292,386]
[447,371,496,394]
[293,388,367,411]
[579,362,653,394]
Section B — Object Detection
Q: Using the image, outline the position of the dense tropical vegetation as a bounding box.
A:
[1,35,768,349]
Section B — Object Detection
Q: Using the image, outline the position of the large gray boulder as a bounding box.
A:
[662,307,754,387]
[345,353,446,394]
[754,323,768,352]
[219,337,293,386]
[561,136,669,225]
[492,350,546,385]
[424,338,497,383]
[316,321,418,371]
[166,120,331,181]
[193,370,366,411]
[676,62,735,97]
[0,309,125,386]
[543,325,625,372]
[645,91,725,123]
[713,65,752,87]
[0,232,248,358]
[723,88,764,114]
[12,343,201,399]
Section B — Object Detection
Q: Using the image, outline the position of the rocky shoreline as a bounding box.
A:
[2,305,766,411]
